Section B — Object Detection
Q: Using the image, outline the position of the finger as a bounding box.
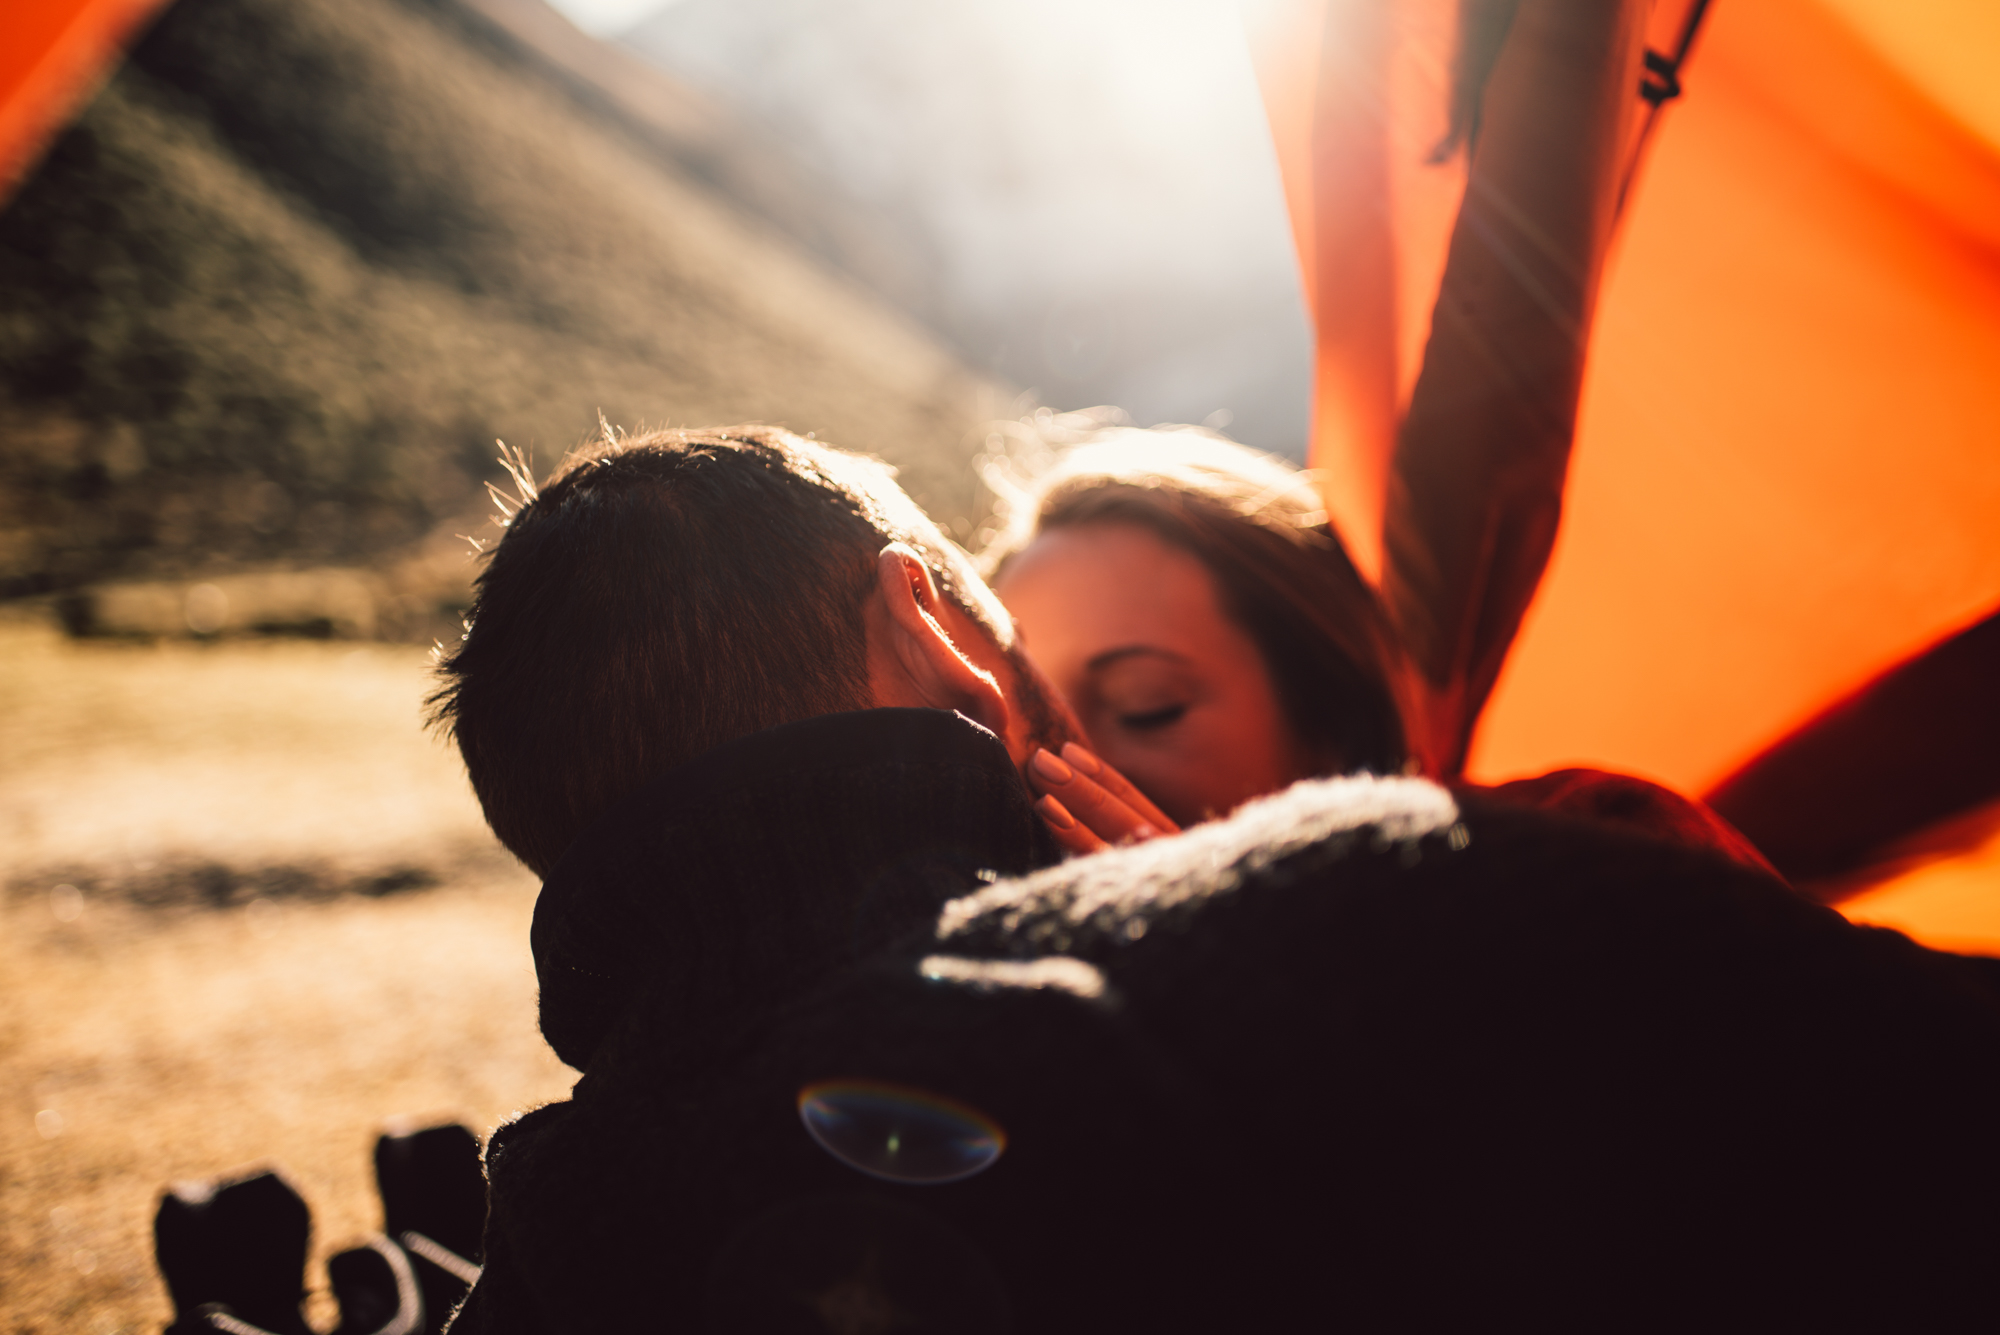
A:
[1035,794,1110,856]
[1029,749,1158,845]
[1060,742,1179,834]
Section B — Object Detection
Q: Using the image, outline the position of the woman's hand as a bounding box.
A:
[1028,742,1181,856]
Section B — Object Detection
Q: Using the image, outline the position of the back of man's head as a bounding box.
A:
[429,425,1008,878]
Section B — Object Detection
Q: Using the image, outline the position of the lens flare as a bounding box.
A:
[796,1080,1006,1185]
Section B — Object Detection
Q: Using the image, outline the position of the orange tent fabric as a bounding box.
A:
[1251,0,2000,947]
[1473,0,2000,794]
[0,0,169,202]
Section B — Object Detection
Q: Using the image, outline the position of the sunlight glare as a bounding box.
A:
[545,0,682,39]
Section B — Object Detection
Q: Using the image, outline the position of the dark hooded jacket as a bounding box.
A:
[450,708,1059,1332]
[455,710,2000,1333]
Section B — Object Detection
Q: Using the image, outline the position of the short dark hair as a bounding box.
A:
[430,425,1005,877]
[983,427,1412,777]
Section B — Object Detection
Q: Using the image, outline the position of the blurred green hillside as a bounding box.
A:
[0,0,1000,622]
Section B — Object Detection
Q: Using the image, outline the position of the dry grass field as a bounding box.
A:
[0,613,575,1333]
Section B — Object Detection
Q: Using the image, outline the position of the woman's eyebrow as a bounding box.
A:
[1086,645,1191,672]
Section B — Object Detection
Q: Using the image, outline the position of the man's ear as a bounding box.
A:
[868,543,1009,736]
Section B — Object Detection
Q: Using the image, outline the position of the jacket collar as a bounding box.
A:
[532,708,1057,1071]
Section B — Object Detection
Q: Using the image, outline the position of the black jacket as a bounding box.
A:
[453,708,1058,1333]
[458,711,2000,1332]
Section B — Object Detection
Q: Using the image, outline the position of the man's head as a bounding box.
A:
[429,425,1077,877]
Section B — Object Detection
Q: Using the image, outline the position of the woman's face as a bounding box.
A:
[993,521,1306,827]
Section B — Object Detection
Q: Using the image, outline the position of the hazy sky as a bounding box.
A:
[545,0,676,37]
[533,0,1313,450]
[616,0,1312,449]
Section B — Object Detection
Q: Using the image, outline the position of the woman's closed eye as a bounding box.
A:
[1089,649,1205,735]
[1116,703,1188,730]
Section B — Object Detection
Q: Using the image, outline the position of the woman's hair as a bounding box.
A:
[980,415,1413,777]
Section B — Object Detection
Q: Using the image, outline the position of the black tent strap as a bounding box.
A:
[1640,0,1715,107]
[1618,0,1717,214]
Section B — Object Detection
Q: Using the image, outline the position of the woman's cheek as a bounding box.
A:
[1097,720,1244,826]
[1175,701,1302,815]
[1081,731,1200,826]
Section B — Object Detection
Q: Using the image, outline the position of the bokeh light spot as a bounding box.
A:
[49,884,84,923]
[797,1080,1005,1184]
